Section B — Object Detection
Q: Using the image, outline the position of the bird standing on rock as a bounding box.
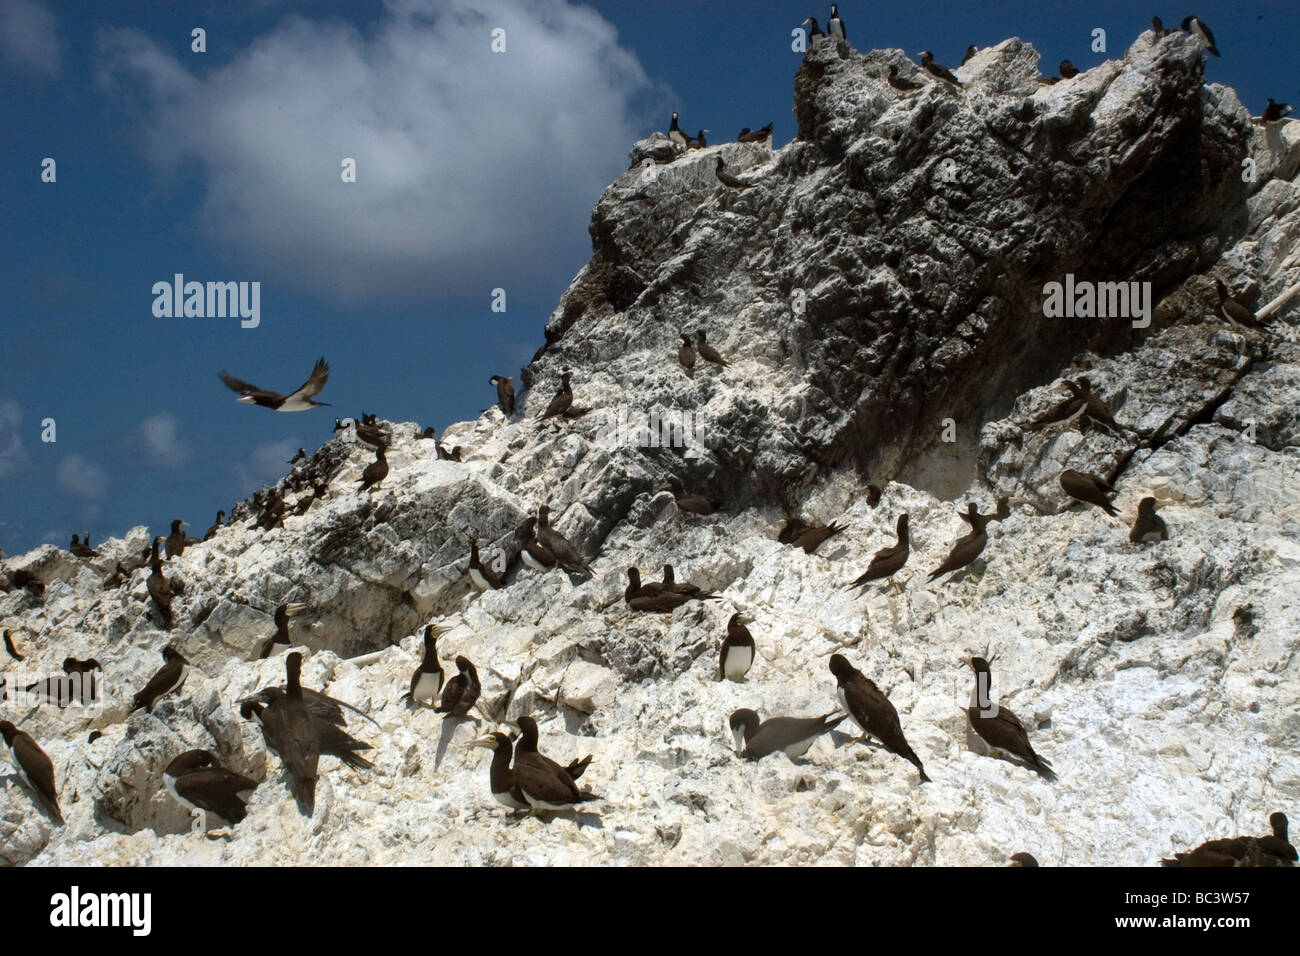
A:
[1059,469,1117,516]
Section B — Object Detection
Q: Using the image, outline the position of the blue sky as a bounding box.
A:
[1,0,1296,554]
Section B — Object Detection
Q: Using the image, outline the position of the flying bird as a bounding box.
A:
[219,357,331,412]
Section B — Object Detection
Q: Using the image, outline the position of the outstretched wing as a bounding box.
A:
[219,371,280,402]
[284,357,330,404]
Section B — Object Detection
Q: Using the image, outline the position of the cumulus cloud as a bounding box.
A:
[0,400,23,477]
[236,438,302,490]
[140,411,190,467]
[57,454,109,500]
[0,0,61,77]
[96,0,659,302]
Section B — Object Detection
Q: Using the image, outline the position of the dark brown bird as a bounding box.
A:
[958,497,1011,535]
[719,612,756,681]
[1058,60,1079,78]
[695,330,729,367]
[1260,98,1293,123]
[161,750,259,826]
[678,333,696,370]
[403,624,446,706]
[829,654,930,783]
[146,536,174,628]
[511,720,600,812]
[660,564,717,600]
[258,602,309,660]
[729,708,846,760]
[219,357,331,412]
[847,514,910,589]
[1009,852,1040,867]
[349,420,389,448]
[1215,279,1262,329]
[662,476,720,515]
[489,374,516,415]
[0,720,63,824]
[1059,469,1117,516]
[919,51,961,85]
[436,442,462,462]
[965,656,1055,781]
[468,538,504,591]
[1162,812,1295,867]
[736,123,773,143]
[203,510,225,541]
[3,629,22,661]
[470,732,528,811]
[1064,379,1125,433]
[519,516,557,571]
[259,652,319,813]
[1151,16,1166,36]
[886,64,923,92]
[537,371,574,421]
[435,656,481,717]
[961,45,978,64]
[865,484,883,507]
[359,445,388,492]
[516,716,592,782]
[130,645,189,714]
[779,517,847,554]
[625,567,690,613]
[1130,497,1169,543]
[929,529,989,582]
[70,534,96,558]
[535,506,593,576]
[165,519,192,559]
[256,489,286,530]
[714,157,751,190]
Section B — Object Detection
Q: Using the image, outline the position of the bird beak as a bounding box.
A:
[285,603,308,617]
[181,521,189,528]
[469,736,496,750]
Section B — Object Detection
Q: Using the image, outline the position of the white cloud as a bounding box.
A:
[236,438,302,490]
[57,453,109,500]
[140,411,190,467]
[0,399,23,477]
[96,0,659,301]
[0,0,61,77]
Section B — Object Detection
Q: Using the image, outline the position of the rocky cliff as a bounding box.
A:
[3,26,1298,866]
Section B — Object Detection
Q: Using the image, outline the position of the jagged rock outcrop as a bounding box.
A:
[3,26,1298,866]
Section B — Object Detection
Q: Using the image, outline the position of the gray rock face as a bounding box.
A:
[3,27,1298,866]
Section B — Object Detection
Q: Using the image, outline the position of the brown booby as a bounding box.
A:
[436,441,462,462]
[678,333,697,370]
[779,517,846,554]
[929,529,989,582]
[219,357,331,411]
[1151,16,1166,36]
[1215,279,1262,329]
[348,420,389,448]
[260,652,319,812]
[801,17,825,38]
[470,732,528,810]
[203,510,225,541]
[1062,378,1126,433]
[519,517,557,571]
[256,489,286,530]
[662,476,720,516]
[257,602,309,660]
[668,111,688,148]
[847,514,910,589]
[436,656,481,717]
[737,123,773,143]
[829,653,930,783]
[720,612,756,681]
[1059,469,1117,516]
[626,567,690,613]
[965,656,1055,781]
[686,129,711,149]
[241,683,377,731]
[886,65,924,92]
[1161,812,1295,867]
[511,716,599,811]
[660,564,717,600]
[729,708,846,760]
[1009,852,1040,867]
[535,506,593,577]
[958,497,1011,535]
[287,448,306,465]
[537,371,574,421]
[130,645,189,713]
[961,45,978,63]
[919,51,962,85]
[1259,99,1293,123]
[1130,497,1169,543]
[0,720,63,824]
[1058,60,1079,78]
[359,445,388,492]
[468,539,504,591]
[827,3,846,40]
[695,331,729,367]
[146,536,173,628]
[165,519,192,559]
[162,750,258,828]
[489,375,516,415]
[403,624,445,706]
[70,534,96,558]
[242,697,372,770]
[714,157,751,190]
[515,716,592,781]
[3,629,22,661]
[1180,15,1219,56]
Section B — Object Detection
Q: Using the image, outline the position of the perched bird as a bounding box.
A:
[1058,60,1079,78]
[515,716,592,782]
[537,371,574,421]
[1130,497,1169,543]
[165,519,193,559]
[625,567,690,613]
[801,16,825,38]
[695,330,729,367]
[961,45,978,64]
[219,357,331,411]
[965,656,1055,781]
[1161,812,1295,867]
[865,484,883,507]
[919,51,962,85]
[350,420,389,448]
[720,612,756,681]
[1059,469,1118,516]
[359,445,388,492]
[1180,15,1219,56]
[287,448,306,465]
[3,629,23,661]
[403,624,445,706]
[470,732,528,811]
[662,476,720,515]
[1151,16,1166,36]
[1260,98,1293,123]
[436,442,462,462]
[678,333,697,370]
[436,656,481,717]
[829,654,930,783]
[958,497,1011,535]
[519,516,557,571]
[245,697,373,771]
[468,538,504,591]
[737,123,773,143]
[847,514,910,589]
[258,602,309,660]
[1063,379,1125,433]
[240,685,378,732]
[729,708,846,760]
[827,3,846,40]
[146,537,174,628]
[714,157,752,190]
[0,720,63,824]
[255,489,285,531]
[687,129,710,149]
[259,652,319,814]
[668,111,688,148]
[130,645,189,714]
[886,65,924,92]
[1009,852,1040,867]
[778,517,846,554]
[70,534,96,558]
[203,510,225,541]
[929,529,989,582]
[659,564,717,600]
[489,374,516,415]
[1215,279,1262,329]
[162,750,258,828]
[511,716,599,812]
[535,506,594,577]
